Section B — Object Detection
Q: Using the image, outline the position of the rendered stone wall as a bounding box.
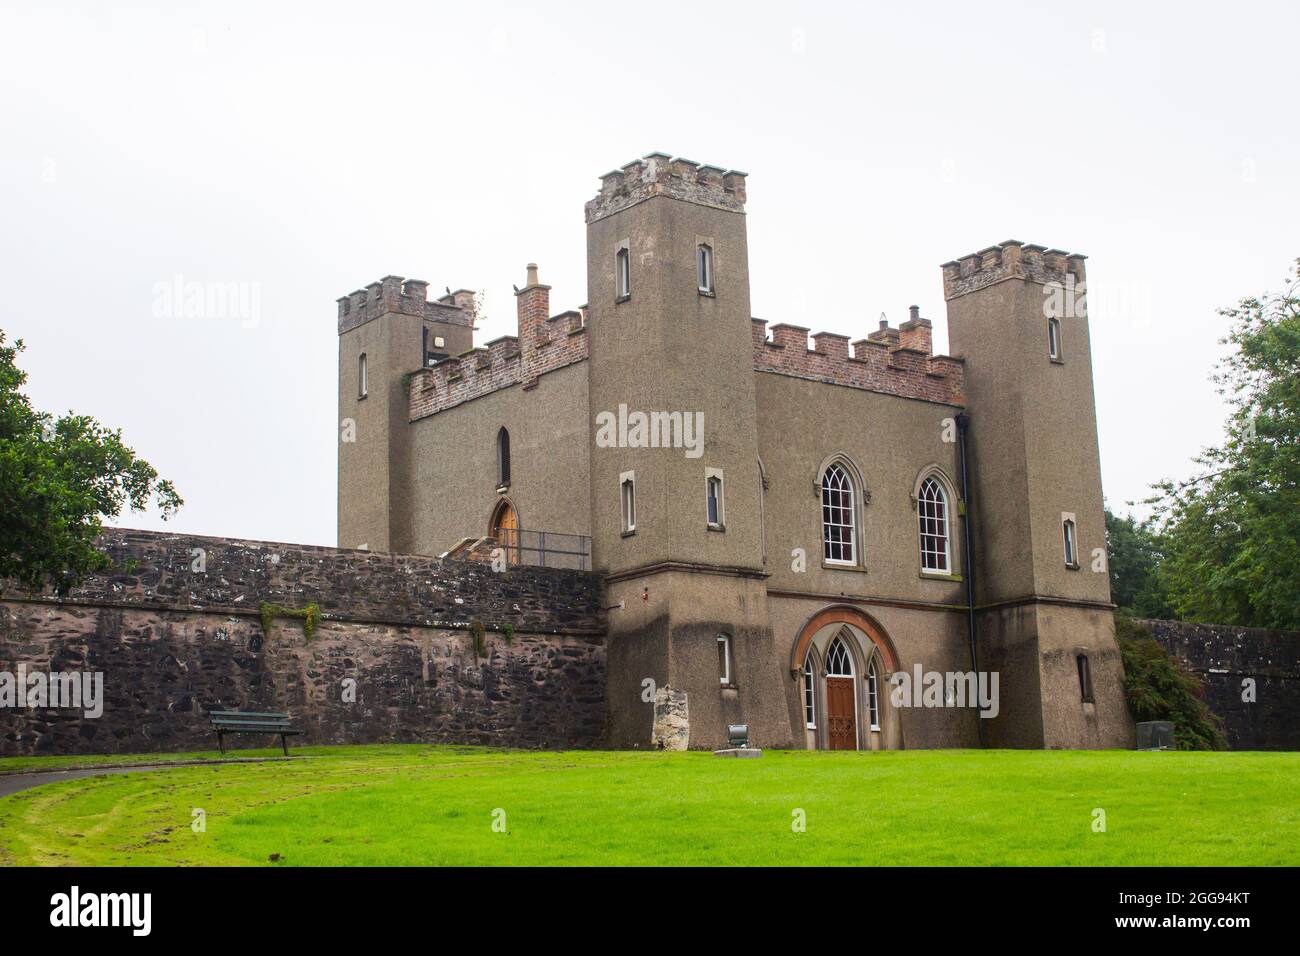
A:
[0,529,606,756]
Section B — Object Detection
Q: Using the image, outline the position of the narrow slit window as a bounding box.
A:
[706,470,724,527]
[1077,653,1094,703]
[697,243,714,293]
[621,474,636,533]
[868,659,880,730]
[717,634,731,686]
[616,246,631,299]
[496,427,511,487]
[358,352,368,398]
[1063,517,1078,567]
[1048,317,1062,360]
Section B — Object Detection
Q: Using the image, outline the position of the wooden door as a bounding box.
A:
[491,501,519,565]
[826,676,857,750]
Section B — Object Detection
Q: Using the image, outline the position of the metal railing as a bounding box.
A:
[493,528,591,570]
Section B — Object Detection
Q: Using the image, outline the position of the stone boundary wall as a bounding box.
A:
[0,529,606,756]
[1139,619,1300,751]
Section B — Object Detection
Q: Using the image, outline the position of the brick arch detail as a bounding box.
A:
[790,604,899,675]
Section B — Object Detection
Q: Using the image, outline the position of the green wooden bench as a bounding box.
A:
[208,710,302,756]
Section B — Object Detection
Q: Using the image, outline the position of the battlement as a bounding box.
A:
[752,313,964,406]
[337,275,475,335]
[941,240,1087,301]
[585,152,747,223]
[408,314,588,421]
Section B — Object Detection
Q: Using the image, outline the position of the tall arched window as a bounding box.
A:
[496,427,511,487]
[918,475,951,573]
[803,656,816,729]
[821,462,856,565]
[867,659,880,730]
[697,243,714,293]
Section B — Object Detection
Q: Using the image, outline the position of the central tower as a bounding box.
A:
[584,153,790,749]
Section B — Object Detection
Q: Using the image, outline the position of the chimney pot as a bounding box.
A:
[526,263,539,287]
[909,305,920,322]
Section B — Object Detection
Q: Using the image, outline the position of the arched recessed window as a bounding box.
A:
[867,658,880,730]
[616,246,631,299]
[496,427,511,488]
[821,462,857,565]
[705,469,724,528]
[918,475,951,573]
[1077,653,1094,703]
[358,352,368,399]
[803,657,816,729]
[697,243,714,294]
[825,636,853,677]
[1048,317,1063,361]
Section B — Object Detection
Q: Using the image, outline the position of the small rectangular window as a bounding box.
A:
[1062,516,1078,567]
[358,352,368,399]
[697,243,714,294]
[616,246,631,300]
[705,469,724,528]
[1048,318,1062,361]
[717,634,731,686]
[620,472,636,533]
[1077,654,1094,703]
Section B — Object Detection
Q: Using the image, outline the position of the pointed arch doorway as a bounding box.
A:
[490,499,519,565]
[824,635,857,750]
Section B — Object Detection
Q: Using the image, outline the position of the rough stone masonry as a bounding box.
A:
[0,529,607,756]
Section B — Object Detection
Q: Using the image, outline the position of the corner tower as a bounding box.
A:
[585,153,790,750]
[943,241,1132,748]
[337,279,473,553]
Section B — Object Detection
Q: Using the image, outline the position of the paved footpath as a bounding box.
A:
[0,758,295,799]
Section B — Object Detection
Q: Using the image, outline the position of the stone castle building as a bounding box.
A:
[336,152,1134,751]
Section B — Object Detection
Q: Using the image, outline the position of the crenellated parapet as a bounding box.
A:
[752,312,964,406]
[408,319,588,421]
[941,240,1087,301]
[337,275,474,335]
[585,152,747,223]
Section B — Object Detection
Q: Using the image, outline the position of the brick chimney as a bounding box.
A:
[899,304,933,354]
[516,263,551,380]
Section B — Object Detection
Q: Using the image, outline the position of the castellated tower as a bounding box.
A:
[943,242,1132,748]
[336,280,474,553]
[585,154,793,749]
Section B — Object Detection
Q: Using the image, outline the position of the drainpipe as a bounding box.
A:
[955,412,985,748]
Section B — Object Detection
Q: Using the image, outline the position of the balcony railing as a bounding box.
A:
[493,528,591,571]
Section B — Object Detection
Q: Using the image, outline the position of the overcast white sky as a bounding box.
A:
[1,1,1295,547]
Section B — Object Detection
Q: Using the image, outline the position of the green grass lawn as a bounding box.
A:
[0,746,1295,866]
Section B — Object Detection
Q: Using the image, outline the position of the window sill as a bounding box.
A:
[1065,562,1080,571]
[707,522,725,532]
[495,483,510,494]
[698,289,716,298]
[1050,357,1065,365]
[822,561,867,573]
[621,529,636,538]
[615,294,631,305]
[720,682,738,691]
[357,394,368,401]
[870,724,881,732]
[920,570,962,582]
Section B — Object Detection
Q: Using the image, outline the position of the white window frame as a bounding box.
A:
[917,474,952,574]
[620,470,636,534]
[705,467,725,529]
[1062,512,1078,567]
[867,658,880,731]
[1048,317,1062,361]
[358,352,368,399]
[697,242,714,294]
[615,241,631,300]
[717,633,731,686]
[803,657,816,729]
[821,462,857,566]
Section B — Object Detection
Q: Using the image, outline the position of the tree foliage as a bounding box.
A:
[1114,617,1227,751]
[1146,260,1300,630]
[1104,506,1172,618]
[0,331,181,594]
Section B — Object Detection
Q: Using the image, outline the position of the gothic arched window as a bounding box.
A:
[821,463,857,565]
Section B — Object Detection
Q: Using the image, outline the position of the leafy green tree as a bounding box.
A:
[1104,506,1172,618]
[1147,260,1300,630]
[0,331,181,593]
